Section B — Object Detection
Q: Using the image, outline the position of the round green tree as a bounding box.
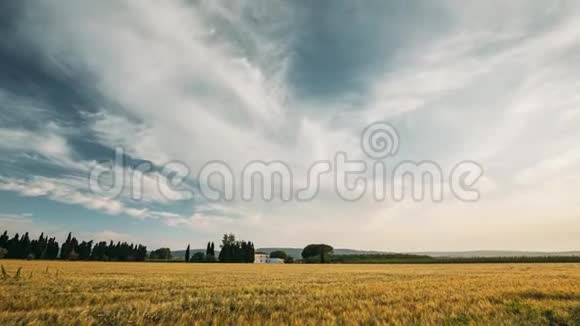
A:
[301,244,333,263]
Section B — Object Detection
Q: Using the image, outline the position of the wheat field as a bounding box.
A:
[0,261,579,325]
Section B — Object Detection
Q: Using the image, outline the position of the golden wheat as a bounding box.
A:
[0,261,578,325]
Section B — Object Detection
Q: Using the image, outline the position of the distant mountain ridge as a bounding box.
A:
[256,248,390,259]
[170,248,386,259]
[413,250,580,258]
[256,248,580,259]
[171,248,580,260]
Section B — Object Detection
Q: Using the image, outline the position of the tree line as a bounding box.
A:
[0,231,59,259]
[0,230,256,263]
[0,230,147,261]
[218,233,255,263]
[183,234,254,263]
[0,229,340,264]
[184,241,217,262]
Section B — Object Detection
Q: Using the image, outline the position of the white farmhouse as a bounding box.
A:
[254,252,284,264]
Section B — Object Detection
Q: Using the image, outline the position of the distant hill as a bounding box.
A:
[171,249,206,260]
[170,248,580,260]
[256,248,391,259]
[171,247,388,260]
[413,250,580,258]
[257,249,580,258]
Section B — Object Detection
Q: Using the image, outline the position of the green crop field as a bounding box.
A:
[0,261,579,325]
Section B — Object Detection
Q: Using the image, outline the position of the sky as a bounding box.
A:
[1,0,579,251]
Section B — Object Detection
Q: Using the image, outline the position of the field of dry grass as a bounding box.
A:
[0,261,579,325]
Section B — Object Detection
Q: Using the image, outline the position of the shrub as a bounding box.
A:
[269,251,287,260]
[190,252,205,262]
[0,247,7,259]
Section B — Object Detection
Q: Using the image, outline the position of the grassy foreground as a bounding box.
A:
[0,261,579,325]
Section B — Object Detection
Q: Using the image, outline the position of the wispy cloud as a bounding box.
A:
[0,212,34,225]
[0,175,180,220]
[92,230,131,242]
[1,1,579,250]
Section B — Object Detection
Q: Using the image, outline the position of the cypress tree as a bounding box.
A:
[7,233,19,258]
[248,241,255,263]
[185,244,191,262]
[91,241,106,261]
[69,237,79,260]
[106,240,114,260]
[36,233,46,259]
[46,237,59,259]
[0,230,8,249]
[77,241,92,260]
[60,232,72,259]
[21,232,31,258]
[136,245,147,261]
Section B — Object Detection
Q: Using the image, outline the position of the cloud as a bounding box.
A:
[0,212,34,225]
[93,230,131,242]
[515,148,580,185]
[0,213,57,239]
[0,128,70,159]
[0,175,179,220]
[1,1,580,250]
